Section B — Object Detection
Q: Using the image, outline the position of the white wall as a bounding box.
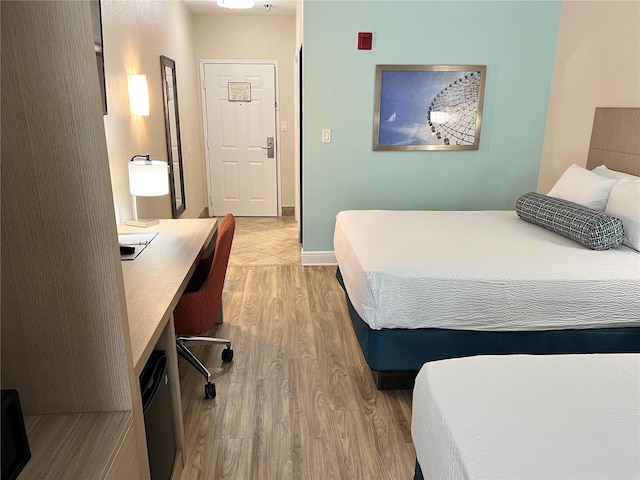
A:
[102,0,207,223]
[193,14,297,209]
[538,0,640,193]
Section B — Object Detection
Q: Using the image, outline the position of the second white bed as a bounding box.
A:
[411,353,640,479]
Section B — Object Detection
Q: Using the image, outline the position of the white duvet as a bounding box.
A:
[411,354,640,479]
[334,210,640,331]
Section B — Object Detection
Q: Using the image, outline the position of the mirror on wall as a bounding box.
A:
[160,55,186,218]
[90,0,107,114]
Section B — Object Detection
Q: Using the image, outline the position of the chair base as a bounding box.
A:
[176,336,233,399]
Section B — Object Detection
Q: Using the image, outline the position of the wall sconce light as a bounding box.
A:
[128,74,150,116]
[126,154,169,227]
[217,0,255,9]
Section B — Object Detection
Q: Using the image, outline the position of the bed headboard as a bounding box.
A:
[586,107,640,176]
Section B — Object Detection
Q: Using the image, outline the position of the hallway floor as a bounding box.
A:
[177,215,415,479]
[227,216,301,267]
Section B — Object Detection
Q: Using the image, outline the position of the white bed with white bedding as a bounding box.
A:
[334,108,640,391]
[335,209,640,331]
[411,353,640,479]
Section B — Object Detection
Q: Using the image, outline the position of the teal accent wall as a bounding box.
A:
[302,0,561,252]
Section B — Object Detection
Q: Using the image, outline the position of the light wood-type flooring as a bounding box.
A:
[178,217,415,479]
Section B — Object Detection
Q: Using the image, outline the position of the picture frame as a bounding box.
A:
[228,82,251,102]
[373,65,487,151]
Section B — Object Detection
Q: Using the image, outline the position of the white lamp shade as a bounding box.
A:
[128,75,150,116]
[217,0,255,8]
[128,160,169,197]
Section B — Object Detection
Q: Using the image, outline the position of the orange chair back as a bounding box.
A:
[174,214,235,335]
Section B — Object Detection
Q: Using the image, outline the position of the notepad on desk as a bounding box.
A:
[118,232,158,260]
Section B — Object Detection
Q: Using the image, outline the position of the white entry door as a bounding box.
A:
[202,62,278,217]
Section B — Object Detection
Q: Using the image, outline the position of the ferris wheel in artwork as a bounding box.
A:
[373,64,487,151]
[427,71,484,147]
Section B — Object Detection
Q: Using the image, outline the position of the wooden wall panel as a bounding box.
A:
[587,107,640,175]
[1,1,132,414]
[105,420,144,480]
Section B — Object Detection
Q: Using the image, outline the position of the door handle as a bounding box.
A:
[260,137,275,158]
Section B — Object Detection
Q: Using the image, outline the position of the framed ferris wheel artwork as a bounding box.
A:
[373,65,487,151]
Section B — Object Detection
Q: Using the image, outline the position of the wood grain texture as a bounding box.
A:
[179,265,415,479]
[119,219,217,374]
[21,412,132,479]
[119,219,216,478]
[105,423,144,480]
[586,107,640,175]
[157,318,186,461]
[1,1,132,415]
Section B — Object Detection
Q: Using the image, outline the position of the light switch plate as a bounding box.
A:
[322,129,332,143]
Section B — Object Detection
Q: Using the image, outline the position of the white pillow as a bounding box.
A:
[605,180,640,251]
[592,165,640,181]
[547,164,616,211]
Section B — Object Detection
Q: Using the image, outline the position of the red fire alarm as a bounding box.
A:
[358,32,373,50]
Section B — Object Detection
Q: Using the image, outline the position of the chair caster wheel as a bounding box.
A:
[221,347,234,363]
[204,382,216,399]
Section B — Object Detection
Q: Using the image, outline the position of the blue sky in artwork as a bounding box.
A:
[378,70,467,146]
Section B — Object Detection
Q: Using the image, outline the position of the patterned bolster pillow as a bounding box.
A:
[516,192,624,250]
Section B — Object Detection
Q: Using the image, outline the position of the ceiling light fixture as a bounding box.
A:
[217,0,255,9]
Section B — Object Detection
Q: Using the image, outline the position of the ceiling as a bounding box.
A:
[183,0,297,17]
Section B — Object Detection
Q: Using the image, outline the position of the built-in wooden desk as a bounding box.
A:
[119,219,218,374]
[16,219,217,480]
[119,218,217,479]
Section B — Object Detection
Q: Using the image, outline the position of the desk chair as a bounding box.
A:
[174,213,235,399]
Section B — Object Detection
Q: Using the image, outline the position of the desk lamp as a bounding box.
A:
[126,154,169,227]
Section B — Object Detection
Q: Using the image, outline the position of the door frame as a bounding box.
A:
[199,59,282,217]
[294,45,302,242]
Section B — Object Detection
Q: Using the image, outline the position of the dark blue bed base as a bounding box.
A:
[414,460,424,480]
[337,268,640,388]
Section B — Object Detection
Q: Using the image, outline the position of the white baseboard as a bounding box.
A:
[301,249,337,266]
